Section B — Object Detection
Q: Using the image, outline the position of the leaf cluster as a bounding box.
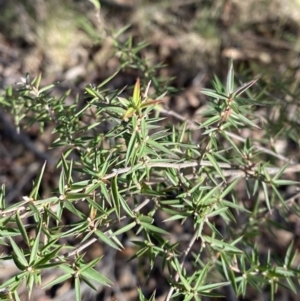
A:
[0,55,300,301]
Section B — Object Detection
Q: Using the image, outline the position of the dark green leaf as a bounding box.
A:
[15,211,30,247]
[111,176,120,219]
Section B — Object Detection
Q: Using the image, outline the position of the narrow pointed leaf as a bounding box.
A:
[75,276,81,301]
[111,176,120,219]
[233,78,258,98]
[113,221,136,237]
[9,237,28,268]
[132,78,141,107]
[201,89,228,100]
[30,162,46,199]
[262,182,271,211]
[205,153,225,181]
[95,230,120,250]
[15,212,30,247]
[81,268,112,286]
[97,69,119,88]
[226,60,234,96]
[43,273,72,289]
[140,221,170,235]
[30,221,42,265]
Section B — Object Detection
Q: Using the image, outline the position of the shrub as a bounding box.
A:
[0,55,300,301]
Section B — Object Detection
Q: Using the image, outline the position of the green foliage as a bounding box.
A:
[0,51,300,301]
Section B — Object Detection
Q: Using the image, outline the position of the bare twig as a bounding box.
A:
[1,159,299,220]
[109,161,300,180]
[63,238,97,258]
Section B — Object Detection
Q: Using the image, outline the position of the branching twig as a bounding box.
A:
[158,106,296,165]
[63,238,97,258]
[109,161,300,180]
[165,231,199,301]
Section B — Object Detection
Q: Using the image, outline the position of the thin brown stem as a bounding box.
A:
[164,231,199,301]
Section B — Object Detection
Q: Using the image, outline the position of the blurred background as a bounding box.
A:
[1,0,300,300]
[1,0,300,96]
